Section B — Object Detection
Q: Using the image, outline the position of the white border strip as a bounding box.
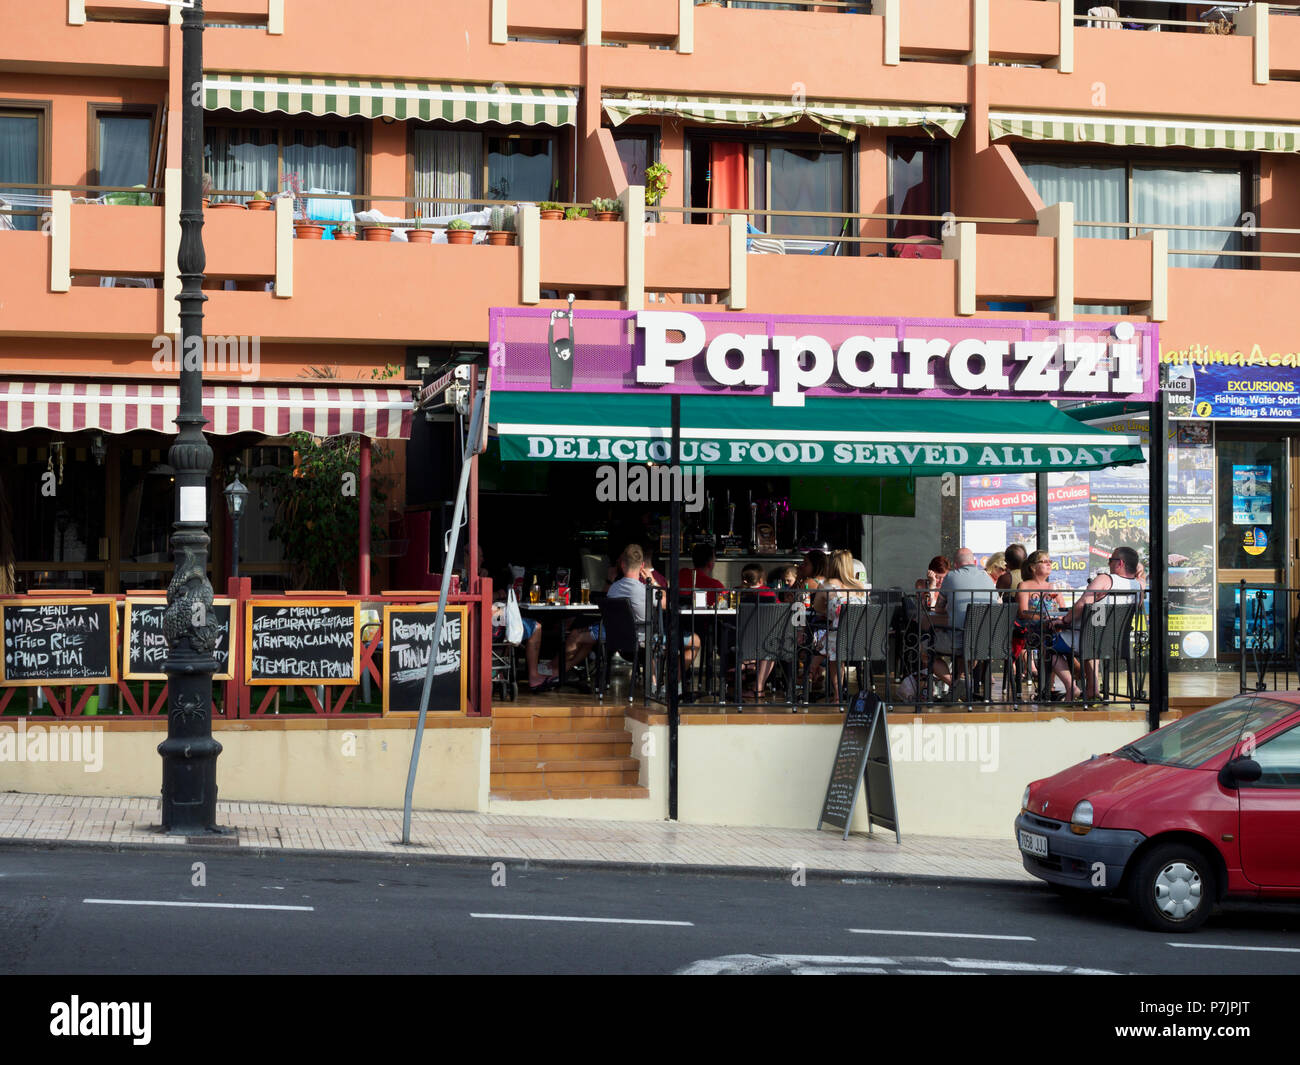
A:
[608,97,962,125]
[205,79,579,107]
[990,109,1300,138]
[471,912,694,926]
[84,898,315,912]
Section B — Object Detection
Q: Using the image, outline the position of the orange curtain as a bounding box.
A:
[709,141,747,225]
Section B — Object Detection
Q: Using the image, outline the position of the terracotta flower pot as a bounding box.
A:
[211,201,247,210]
[247,199,272,211]
[539,209,563,221]
[294,223,325,239]
[361,226,393,242]
[595,212,620,222]
[407,228,434,243]
[334,232,357,241]
[486,231,511,246]
[446,229,475,245]
[202,198,211,208]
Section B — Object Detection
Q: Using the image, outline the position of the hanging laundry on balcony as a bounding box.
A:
[603,94,965,141]
[203,75,578,127]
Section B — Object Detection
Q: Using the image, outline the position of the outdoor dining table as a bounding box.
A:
[519,602,600,693]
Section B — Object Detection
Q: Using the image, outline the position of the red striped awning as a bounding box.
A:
[0,381,413,440]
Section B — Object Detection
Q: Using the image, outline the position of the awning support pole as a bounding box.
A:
[402,385,488,845]
[668,394,681,822]
[1148,390,1168,732]
[1035,472,1049,555]
[359,436,371,596]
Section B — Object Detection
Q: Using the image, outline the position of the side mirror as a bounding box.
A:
[1218,757,1263,789]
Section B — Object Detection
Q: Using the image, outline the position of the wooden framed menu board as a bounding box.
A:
[245,600,361,685]
[382,604,468,715]
[1,598,118,685]
[124,598,235,681]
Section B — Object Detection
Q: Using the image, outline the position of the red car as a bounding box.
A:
[1015,693,1300,931]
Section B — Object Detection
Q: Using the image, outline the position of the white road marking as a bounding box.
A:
[677,954,1118,975]
[849,928,1035,942]
[471,912,693,927]
[84,899,314,912]
[1166,943,1300,954]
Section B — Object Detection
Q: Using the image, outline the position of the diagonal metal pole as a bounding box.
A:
[402,385,488,844]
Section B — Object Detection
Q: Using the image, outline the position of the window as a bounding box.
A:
[412,128,558,216]
[205,123,359,205]
[93,109,155,190]
[613,129,655,188]
[1251,725,1300,788]
[888,138,950,253]
[1019,152,1250,269]
[0,105,47,231]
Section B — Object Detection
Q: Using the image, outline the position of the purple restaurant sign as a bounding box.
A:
[489,309,1159,406]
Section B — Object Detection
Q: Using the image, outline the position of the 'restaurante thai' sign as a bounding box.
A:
[488,309,1159,405]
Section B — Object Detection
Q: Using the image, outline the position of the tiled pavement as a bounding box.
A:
[0,793,1032,882]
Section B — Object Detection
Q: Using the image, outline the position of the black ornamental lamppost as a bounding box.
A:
[159,0,223,833]
[224,475,249,580]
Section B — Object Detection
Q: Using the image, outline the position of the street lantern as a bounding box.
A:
[159,0,223,835]
[224,476,249,579]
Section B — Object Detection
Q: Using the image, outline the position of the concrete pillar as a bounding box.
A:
[942,221,976,316]
[872,0,900,65]
[68,0,86,26]
[584,0,602,47]
[268,0,285,35]
[969,0,989,66]
[491,0,508,44]
[1047,0,1073,74]
[50,190,71,293]
[1037,202,1074,318]
[1138,229,1168,323]
[677,0,694,53]
[622,184,645,311]
[727,215,747,310]
[274,195,293,298]
[1234,3,1270,85]
[518,203,540,304]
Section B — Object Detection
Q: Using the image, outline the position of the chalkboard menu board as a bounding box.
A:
[246,600,360,685]
[124,598,234,681]
[383,605,468,714]
[818,692,899,842]
[1,599,117,685]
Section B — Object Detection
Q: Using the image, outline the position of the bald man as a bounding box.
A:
[930,546,996,688]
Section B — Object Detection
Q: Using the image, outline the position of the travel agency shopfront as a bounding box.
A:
[482,307,1168,835]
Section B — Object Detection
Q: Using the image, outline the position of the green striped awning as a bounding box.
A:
[604,94,965,141]
[493,394,1144,476]
[204,75,578,127]
[990,110,1300,153]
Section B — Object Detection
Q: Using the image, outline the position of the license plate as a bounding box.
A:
[1019,830,1048,858]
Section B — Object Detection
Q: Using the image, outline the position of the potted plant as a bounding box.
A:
[211,199,247,210]
[294,220,325,239]
[407,213,433,243]
[487,206,516,245]
[361,221,393,242]
[538,201,564,221]
[592,197,623,222]
[644,162,671,205]
[446,218,475,245]
[565,206,589,221]
[247,189,272,211]
[334,220,356,241]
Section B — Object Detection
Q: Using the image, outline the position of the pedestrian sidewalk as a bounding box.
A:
[0,793,1032,883]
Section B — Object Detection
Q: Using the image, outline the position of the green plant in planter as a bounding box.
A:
[489,206,506,232]
[591,197,623,215]
[565,206,589,220]
[447,218,473,231]
[538,201,562,213]
[337,220,355,235]
[644,162,671,205]
[502,207,517,233]
[252,189,268,201]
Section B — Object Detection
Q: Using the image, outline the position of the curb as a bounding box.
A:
[0,834,1034,889]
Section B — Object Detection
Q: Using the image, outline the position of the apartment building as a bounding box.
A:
[1,0,1296,673]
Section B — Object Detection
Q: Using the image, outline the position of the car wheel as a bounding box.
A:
[1127,843,1216,933]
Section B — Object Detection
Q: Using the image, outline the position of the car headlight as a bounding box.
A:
[1070,800,1094,835]
[1021,786,1031,812]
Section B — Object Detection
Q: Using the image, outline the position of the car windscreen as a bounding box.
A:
[1126,697,1296,769]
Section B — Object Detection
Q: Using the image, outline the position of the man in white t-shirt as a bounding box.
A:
[1049,545,1143,701]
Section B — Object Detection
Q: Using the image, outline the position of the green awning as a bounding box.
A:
[493,394,1145,476]
[990,110,1300,153]
[605,94,965,140]
[204,75,578,126]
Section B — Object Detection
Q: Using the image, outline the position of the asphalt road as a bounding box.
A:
[2,846,1299,976]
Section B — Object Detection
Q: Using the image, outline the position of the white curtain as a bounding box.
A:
[0,114,39,230]
[1134,165,1242,270]
[413,129,483,217]
[283,129,358,197]
[770,146,844,241]
[97,115,152,189]
[205,127,278,202]
[1022,160,1127,240]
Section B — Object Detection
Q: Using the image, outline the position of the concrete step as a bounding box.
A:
[490,784,651,801]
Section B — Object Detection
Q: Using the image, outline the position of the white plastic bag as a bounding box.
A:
[505,587,524,645]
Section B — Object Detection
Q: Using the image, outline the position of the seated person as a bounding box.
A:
[739,563,779,603]
[768,564,799,593]
[1048,546,1143,701]
[490,599,557,692]
[928,547,995,689]
[679,543,725,606]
